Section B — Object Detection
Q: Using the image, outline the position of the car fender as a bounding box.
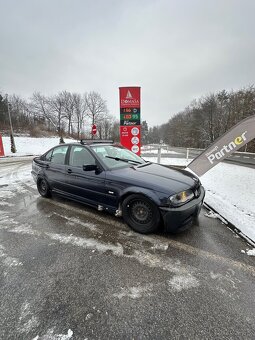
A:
[36,170,51,188]
[120,186,162,206]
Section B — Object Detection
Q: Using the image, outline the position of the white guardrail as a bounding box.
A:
[141,144,255,165]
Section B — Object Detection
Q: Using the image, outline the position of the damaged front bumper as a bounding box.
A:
[160,186,205,232]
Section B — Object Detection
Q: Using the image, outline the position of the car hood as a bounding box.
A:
[107,163,198,195]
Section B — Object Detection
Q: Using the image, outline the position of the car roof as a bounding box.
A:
[57,140,118,148]
[80,139,114,146]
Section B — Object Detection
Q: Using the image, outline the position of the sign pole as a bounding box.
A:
[6,94,16,153]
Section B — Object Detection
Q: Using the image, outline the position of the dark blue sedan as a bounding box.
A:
[31,140,205,234]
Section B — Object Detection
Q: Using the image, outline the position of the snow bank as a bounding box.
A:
[141,148,181,155]
[1,137,76,157]
[201,163,255,243]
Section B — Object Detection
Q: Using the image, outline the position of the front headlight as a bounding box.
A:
[168,189,194,207]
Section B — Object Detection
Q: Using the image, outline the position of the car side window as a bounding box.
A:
[44,150,53,162]
[69,146,95,167]
[51,146,69,165]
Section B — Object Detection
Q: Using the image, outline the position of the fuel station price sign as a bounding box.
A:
[119,87,141,155]
[120,108,140,114]
[120,113,140,126]
[120,108,140,125]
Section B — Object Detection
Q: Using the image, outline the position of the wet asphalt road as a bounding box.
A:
[0,158,255,340]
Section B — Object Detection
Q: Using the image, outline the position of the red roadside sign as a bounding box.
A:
[0,135,5,157]
[92,124,97,135]
[120,126,141,155]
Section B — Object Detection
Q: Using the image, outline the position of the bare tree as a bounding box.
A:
[48,92,66,137]
[8,94,30,129]
[110,120,120,142]
[30,92,56,131]
[97,114,115,139]
[153,86,255,151]
[73,93,87,139]
[84,91,108,138]
[61,91,75,136]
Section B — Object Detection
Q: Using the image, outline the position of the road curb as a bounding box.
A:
[203,202,255,247]
[0,155,36,163]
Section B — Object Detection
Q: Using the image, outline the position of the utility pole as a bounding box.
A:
[6,94,16,153]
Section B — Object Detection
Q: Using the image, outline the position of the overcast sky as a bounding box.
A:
[1,0,255,127]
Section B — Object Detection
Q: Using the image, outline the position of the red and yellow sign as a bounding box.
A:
[0,135,5,157]
[119,87,141,155]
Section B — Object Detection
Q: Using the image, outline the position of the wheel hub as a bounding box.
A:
[40,180,46,193]
[131,200,152,224]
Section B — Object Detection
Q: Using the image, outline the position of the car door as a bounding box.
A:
[65,145,107,206]
[43,145,69,193]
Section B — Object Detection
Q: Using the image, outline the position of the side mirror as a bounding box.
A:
[83,164,98,171]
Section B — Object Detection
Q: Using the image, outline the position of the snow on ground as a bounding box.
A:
[141,148,181,155]
[1,137,255,244]
[246,249,255,256]
[201,163,255,243]
[143,156,190,166]
[0,163,36,201]
[1,136,75,157]
[32,328,73,340]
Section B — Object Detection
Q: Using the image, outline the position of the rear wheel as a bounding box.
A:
[122,194,160,234]
[37,178,51,198]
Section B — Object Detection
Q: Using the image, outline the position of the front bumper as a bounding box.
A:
[159,186,205,232]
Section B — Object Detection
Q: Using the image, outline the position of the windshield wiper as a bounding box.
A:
[105,156,142,164]
[136,161,152,168]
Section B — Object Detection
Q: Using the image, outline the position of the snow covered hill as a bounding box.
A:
[1,136,76,157]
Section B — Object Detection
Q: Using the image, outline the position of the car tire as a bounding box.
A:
[122,194,160,234]
[37,178,51,198]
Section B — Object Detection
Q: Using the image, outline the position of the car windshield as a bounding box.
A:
[91,145,145,169]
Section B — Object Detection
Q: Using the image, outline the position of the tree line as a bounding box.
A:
[0,90,120,141]
[146,86,255,152]
[1,86,255,152]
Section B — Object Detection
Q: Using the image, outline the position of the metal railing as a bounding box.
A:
[141,144,255,167]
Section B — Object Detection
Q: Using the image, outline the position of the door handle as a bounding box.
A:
[67,168,72,174]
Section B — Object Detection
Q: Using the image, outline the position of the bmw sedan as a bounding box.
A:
[31,140,205,234]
